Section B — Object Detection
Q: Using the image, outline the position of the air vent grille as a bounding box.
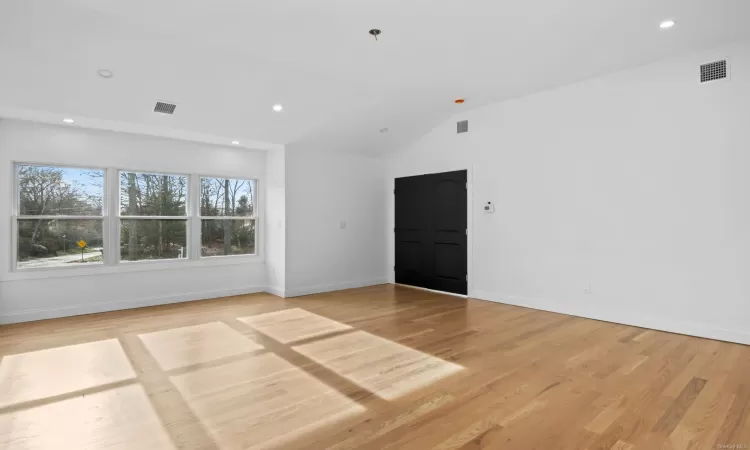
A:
[700,60,727,83]
[457,120,468,134]
[154,101,177,115]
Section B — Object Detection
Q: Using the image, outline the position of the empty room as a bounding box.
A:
[1,1,749,449]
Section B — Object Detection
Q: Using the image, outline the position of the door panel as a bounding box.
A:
[433,178,465,231]
[434,243,463,279]
[394,170,467,295]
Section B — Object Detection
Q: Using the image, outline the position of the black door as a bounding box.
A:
[395,170,467,295]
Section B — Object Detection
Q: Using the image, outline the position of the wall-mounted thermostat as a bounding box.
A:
[484,202,495,213]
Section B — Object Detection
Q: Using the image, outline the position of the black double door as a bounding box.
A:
[394,170,467,295]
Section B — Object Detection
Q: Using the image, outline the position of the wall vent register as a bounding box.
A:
[154,101,177,115]
[457,120,468,134]
[700,60,728,83]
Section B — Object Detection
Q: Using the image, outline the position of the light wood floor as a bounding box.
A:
[1,285,749,450]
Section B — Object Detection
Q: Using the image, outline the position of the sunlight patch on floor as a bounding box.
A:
[294,330,464,400]
[138,321,263,371]
[0,339,136,408]
[0,383,174,449]
[171,352,364,450]
[238,308,353,343]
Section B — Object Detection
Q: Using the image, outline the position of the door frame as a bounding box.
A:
[390,165,474,297]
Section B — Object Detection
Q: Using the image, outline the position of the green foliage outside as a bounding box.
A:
[199,177,255,257]
[120,172,188,261]
[17,165,103,263]
[16,165,256,267]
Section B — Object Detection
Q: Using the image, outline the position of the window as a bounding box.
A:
[200,177,256,257]
[13,163,259,271]
[15,164,105,269]
[119,171,188,262]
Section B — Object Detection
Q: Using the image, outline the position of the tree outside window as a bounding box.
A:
[16,165,104,268]
[200,177,256,257]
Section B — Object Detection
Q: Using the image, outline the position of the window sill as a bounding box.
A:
[0,255,265,282]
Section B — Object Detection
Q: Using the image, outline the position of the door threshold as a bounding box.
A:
[394,283,468,298]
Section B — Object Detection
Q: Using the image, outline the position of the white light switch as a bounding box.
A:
[339,220,347,230]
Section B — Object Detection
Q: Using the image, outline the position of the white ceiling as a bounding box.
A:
[1,0,749,155]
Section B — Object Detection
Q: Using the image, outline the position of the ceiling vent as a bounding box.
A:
[457,120,468,134]
[700,60,728,83]
[154,101,177,115]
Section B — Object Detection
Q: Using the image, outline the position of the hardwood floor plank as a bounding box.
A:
[652,377,708,434]
[587,395,629,434]
[611,440,635,450]
[714,384,750,447]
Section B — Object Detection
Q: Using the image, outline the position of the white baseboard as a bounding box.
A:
[285,279,388,298]
[264,285,286,298]
[0,285,266,325]
[471,290,750,346]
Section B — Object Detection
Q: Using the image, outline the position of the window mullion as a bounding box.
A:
[118,216,188,220]
[106,168,119,266]
[11,217,18,272]
[189,174,201,261]
[15,215,104,220]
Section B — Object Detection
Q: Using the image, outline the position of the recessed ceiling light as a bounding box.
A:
[660,20,675,29]
[98,69,114,78]
[272,104,283,112]
[380,128,389,133]
[231,140,240,145]
[62,118,75,124]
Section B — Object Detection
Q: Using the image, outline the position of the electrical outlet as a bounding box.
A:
[583,285,592,294]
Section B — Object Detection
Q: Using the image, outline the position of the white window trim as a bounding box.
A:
[195,175,260,261]
[11,162,108,274]
[117,169,190,265]
[7,162,263,281]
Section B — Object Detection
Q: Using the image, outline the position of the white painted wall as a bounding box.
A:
[387,40,750,345]
[265,148,286,297]
[0,120,268,323]
[285,145,387,296]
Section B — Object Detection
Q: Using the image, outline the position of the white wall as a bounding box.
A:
[285,145,387,296]
[0,120,268,323]
[387,40,750,345]
[265,148,286,297]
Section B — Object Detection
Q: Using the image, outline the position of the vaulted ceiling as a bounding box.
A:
[1,0,749,154]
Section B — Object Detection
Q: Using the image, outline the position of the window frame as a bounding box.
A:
[9,161,262,277]
[196,175,259,260]
[116,169,191,265]
[11,162,109,272]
